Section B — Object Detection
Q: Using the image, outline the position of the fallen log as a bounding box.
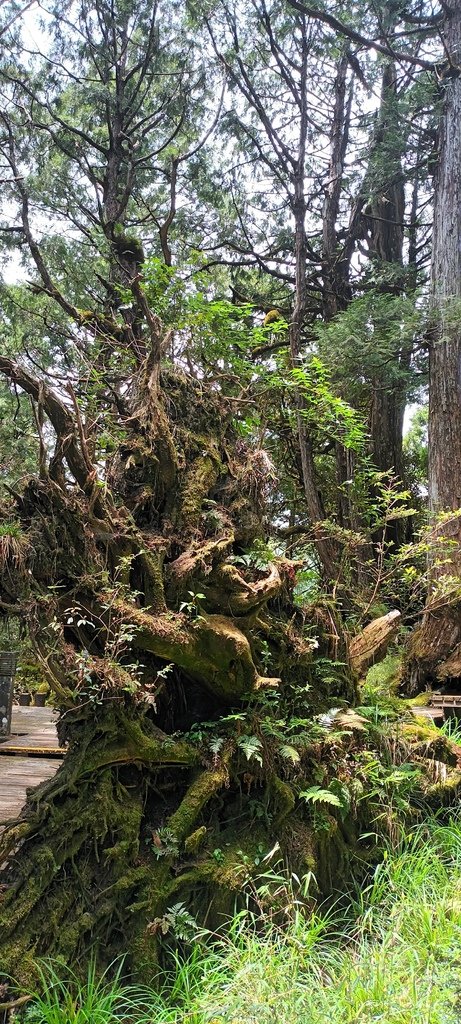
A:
[349,609,401,677]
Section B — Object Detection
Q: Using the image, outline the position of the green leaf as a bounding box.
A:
[299,786,342,807]
[279,744,301,764]
[237,735,263,765]
[209,736,224,755]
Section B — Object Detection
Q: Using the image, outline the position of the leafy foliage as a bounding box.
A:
[299,785,342,808]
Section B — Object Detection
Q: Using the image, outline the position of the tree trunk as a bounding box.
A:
[367,62,407,507]
[290,17,338,581]
[323,59,409,555]
[404,4,461,690]
[428,28,461,521]
[349,609,401,677]
[322,53,351,322]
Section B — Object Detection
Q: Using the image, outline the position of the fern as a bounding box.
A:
[237,735,263,765]
[299,785,342,807]
[209,736,224,755]
[147,901,201,941]
[279,744,300,764]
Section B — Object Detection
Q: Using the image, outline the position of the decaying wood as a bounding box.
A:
[349,609,401,677]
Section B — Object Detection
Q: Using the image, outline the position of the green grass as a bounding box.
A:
[438,715,461,744]
[20,959,150,1024]
[21,817,461,1024]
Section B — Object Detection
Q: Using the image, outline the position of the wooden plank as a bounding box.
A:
[0,705,65,755]
[431,695,461,708]
[11,704,59,734]
[411,706,444,720]
[0,755,61,822]
[0,706,64,826]
[0,745,63,757]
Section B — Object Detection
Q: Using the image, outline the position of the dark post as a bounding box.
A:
[0,652,17,738]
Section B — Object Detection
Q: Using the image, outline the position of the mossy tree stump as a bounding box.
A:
[0,355,357,984]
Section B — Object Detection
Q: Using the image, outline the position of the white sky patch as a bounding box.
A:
[403,402,418,435]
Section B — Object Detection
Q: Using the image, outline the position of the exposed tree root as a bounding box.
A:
[402,603,461,693]
[0,362,361,985]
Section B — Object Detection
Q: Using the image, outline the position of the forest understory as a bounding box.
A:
[14,813,461,1024]
[0,361,459,993]
[1,0,461,1011]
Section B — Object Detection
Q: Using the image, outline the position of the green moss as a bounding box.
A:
[314,814,350,892]
[270,775,295,825]
[425,770,461,807]
[169,764,229,843]
[178,452,222,531]
[406,691,433,708]
[184,826,207,853]
[112,230,145,266]
[127,861,172,982]
[138,548,166,611]
[401,722,459,765]
[401,721,439,741]
[362,654,402,697]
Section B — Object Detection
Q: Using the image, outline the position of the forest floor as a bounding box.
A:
[16,813,461,1024]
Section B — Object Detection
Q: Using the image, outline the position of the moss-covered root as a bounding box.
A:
[401,721,461,765]
[425,769,461,807]
[0,704,179,987]
[0,759,147,987]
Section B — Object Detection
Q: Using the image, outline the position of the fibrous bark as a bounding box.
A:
[403,4,461,690]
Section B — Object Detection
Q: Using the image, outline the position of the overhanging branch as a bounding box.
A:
[285,1,434,69]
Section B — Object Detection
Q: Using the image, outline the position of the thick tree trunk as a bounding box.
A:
[428,37,461,523]
[369,386,405,483]
[404,4,461,690]
[290,19,338,581]
[367,63,406,505]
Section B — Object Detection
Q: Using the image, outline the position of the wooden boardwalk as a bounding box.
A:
[411,706,444,722]
[412,693,461,724]
[0,706,64,823]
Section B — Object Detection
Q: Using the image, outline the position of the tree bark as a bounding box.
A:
[404,4,461,690]
[349,609,401,677]
[367,62,407,500]
[290,17,338,581]
[322,53,351,321]
[428,13,461,524]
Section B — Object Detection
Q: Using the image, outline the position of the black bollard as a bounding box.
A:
[0,652,17,739]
